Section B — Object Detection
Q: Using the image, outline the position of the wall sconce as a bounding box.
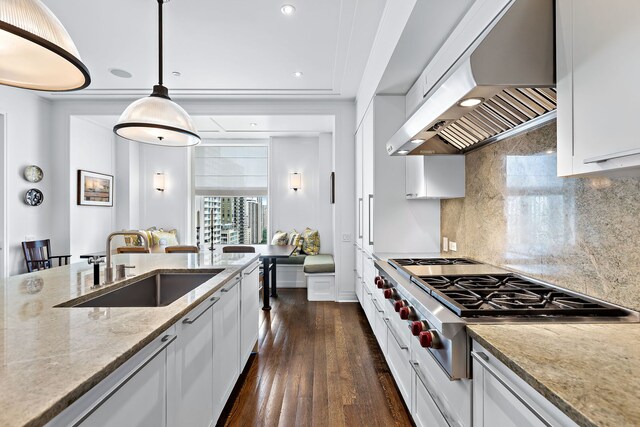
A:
[154,173,165,192]
[289,172,302,191]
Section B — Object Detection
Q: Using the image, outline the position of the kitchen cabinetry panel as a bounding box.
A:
[405,155,465,199]
[240,261,260,368]
[213,276,241,418]
[472,341,577,427]
[411,364,449,427]
[557,0,640,176]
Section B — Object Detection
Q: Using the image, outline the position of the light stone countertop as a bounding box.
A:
[467,323,640,427]
[0,251,259,427]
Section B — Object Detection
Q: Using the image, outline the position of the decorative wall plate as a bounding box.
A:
[24,165,43,183]
[24,189,43,206]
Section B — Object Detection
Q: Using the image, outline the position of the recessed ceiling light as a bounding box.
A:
[458,97,484,108]
[293,71,303,78]
[109,68,132,79]
[398,150,409,155]
[546,149,555,154]
[250,122,258,127]
[410,139,425,144]
[281,4,296,15]
[171,71,182,77]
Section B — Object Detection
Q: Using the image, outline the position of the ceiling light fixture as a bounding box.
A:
[397,150,409,155]
[293,71,303,78]
[250,122,258,127]
[0,0,91,91]
[113,0,200,147]
[281,4,296,16]
[458,97,484,108]
[171,71,181,77]
[410,139,425,144]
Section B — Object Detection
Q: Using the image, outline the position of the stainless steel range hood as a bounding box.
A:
[387,0,555,156]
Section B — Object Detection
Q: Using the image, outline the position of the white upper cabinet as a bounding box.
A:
[405,156,465,199]
[557,0,640,176]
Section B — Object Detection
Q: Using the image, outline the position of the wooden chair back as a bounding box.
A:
[116,247,150,254]
[165,245,199,254]
[22,240,51,272]
[222,245,256,253]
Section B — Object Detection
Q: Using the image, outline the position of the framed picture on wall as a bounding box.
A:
[77,170,114,207]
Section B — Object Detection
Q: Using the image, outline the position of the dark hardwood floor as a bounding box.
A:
[218,289,413,427]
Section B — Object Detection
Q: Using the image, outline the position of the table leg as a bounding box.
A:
[271,258,278,298]
[262,257,271,311]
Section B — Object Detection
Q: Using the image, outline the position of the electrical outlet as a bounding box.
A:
[449,241,457,252]
[342,233,352,242]
[442,237,449,252]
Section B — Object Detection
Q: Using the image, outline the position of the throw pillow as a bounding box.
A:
[288,230,304,255]
[124,228,155,247]
[301,228,320,255]
[151,229,179,247]
[271,230,289,246]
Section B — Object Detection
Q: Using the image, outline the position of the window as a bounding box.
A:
[195,145,269,244]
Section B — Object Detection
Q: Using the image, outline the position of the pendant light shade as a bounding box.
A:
[0,0,90,91]
[114,0,200,147]
[114,85,200,147]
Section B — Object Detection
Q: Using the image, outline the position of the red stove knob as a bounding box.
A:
[411,321,428,336]
[419,330,440,348]
[399,306,413,320]
[394,300,407,312]
[376,278,388,289]
[383,288,396,299]
[374,275,383,283]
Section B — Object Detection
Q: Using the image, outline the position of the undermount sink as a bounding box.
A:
[67,272,222,308]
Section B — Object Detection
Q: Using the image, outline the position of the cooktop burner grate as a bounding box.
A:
[389,258,480,268]
[411,274,627,317]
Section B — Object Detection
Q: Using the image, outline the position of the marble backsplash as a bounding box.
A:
[441,122,640,311]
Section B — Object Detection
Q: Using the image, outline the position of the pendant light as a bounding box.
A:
[0,0,90,91]
[113,0,200,147]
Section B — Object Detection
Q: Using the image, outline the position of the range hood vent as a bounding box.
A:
[387,0,555,156]
[438,87,556,150]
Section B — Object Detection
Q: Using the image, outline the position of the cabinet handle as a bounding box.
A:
[471,352,553,427]
[358,198,363,239]
[72,334,177,426]
[406,193,417,198]
[583,148,640,164]
[244,261,260,276]
[368,194,374,246]
[371,298,385,314]
[183,297,220,324]
[410,361,453,427]
[384,318,408,350]
[221,277,240,292]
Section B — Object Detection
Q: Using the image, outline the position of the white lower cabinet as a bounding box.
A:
[472,341,577,427]
[411,362,449,427]
[49,264,260,427]
[385,315,412,405]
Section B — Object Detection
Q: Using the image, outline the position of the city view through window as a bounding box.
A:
[200,196,268,245]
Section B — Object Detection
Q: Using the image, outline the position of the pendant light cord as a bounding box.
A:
[158,0,164,86]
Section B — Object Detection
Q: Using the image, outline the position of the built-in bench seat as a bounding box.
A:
[304,254,335,301]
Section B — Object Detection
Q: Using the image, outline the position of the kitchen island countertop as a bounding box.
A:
[468,323,640,427]
[0,252,259,427]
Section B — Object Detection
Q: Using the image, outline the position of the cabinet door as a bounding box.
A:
[241,261,260,368]
[355,126,364,247]
[411,361,449,427]
[361,104,375,253]
[79,334,175,427]
[405,156,425,199]
[213,277,241,419]
[176,298,217,427]
[385,317,411,405]
[558,0,640,175]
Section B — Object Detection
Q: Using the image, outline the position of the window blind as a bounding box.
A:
[195,145,268,196]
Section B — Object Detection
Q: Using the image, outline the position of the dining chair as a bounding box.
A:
[22,239,71,273]
[165,245,199,253]
[222,245,256,253]
[116,247,150,254]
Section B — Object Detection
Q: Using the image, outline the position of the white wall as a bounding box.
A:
[0,86,53,276]
[69,117,117,262]
[269,136,334,254]
[115,140,140,232]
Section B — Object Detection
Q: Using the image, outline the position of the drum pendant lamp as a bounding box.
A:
[0,0,91,91]
[113,0,200,147]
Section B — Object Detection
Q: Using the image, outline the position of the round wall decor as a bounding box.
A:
[24,165,43,183]
[24,189,43,206]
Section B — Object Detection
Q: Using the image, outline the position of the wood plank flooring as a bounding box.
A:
[218,289,413,427]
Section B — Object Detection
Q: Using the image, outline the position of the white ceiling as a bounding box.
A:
[43,0,386,99]
[82,114,333,139]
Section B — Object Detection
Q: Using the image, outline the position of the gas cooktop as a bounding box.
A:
[411,274,628,318]
[389,258,479,267]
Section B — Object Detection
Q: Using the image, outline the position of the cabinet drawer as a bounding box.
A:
[385,317,411,405]
[412,361,449,427]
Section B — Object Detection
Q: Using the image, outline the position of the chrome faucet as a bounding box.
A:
[104,231,149,284]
